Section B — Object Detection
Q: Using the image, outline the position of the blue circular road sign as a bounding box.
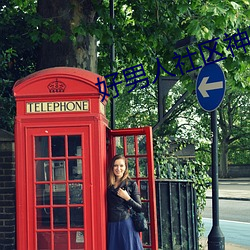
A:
[196,63,226,112]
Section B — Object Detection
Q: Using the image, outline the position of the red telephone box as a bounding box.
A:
[13,67,158,250]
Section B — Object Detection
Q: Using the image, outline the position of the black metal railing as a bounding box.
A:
[156,179,198,250]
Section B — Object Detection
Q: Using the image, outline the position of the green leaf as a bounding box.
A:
[242,0,249,5]
[230,1,241,10]
[187,19,201,39]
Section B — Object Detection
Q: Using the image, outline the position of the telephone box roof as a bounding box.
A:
[13,67,106,99]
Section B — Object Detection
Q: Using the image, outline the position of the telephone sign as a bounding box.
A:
[26,100,89,113]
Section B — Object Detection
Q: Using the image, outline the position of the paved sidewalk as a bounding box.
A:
[200,238,250,250]
[203,178,250,249]
[206,178,250,201]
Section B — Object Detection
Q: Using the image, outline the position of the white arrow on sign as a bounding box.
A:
[198,76,223,98]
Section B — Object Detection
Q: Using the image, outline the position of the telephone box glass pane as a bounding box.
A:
[52,160,66,181]
[71,231,84,249]
[52,136,65,157]
[36,160,49,181]
[54,231,68,249]
[35,136,49,157]
[142,202,151,246]
[139,157,148,177]
[140,180,149,200]
[68,159,82,180]
[37,208,50,229]
[52,184,66,204]
[142,202,150,222]
[138,135,146,155]
[70,207,83,227]
[36,184,47,205]
[53,208,67,227]
[142,226,151,247]
[126,136,135,155]
[37,232,51,249]
[68,135,81,156]
[69,183,83,204]
[128,158,136,177]
[115,136,124,155]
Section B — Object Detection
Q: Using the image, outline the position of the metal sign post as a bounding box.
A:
[196,62,225,250]
[208,110,225,249]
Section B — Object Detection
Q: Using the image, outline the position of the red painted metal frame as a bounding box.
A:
[14,67,108,250]
[26,127,91,250]
[109,126,158,250]
[14,67,158,250]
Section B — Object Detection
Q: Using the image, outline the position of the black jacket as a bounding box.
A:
[107,179,142,222]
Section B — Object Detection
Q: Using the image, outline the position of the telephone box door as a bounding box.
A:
[26,126,92,250]
[108,126,158,250]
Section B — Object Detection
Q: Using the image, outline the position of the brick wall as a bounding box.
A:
[0,129,16,250]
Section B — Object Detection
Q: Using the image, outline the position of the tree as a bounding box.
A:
[97,1,250,155]
[1,0,249,172]
[218,90,250,177]
[0,0,37,131]
[174,87,250,178]
[37,0,101,71]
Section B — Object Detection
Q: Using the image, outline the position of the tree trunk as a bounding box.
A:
[219,140,229,178]
[37,0,99,72]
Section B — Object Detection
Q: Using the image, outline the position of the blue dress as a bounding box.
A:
[107,180,144,250]
[108,217,143,250]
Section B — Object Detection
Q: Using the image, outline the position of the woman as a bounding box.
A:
[107,154,144,250]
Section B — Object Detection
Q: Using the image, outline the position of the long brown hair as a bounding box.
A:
[107,154,130,187]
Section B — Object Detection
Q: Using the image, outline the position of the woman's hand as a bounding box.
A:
[117,188,131,201]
